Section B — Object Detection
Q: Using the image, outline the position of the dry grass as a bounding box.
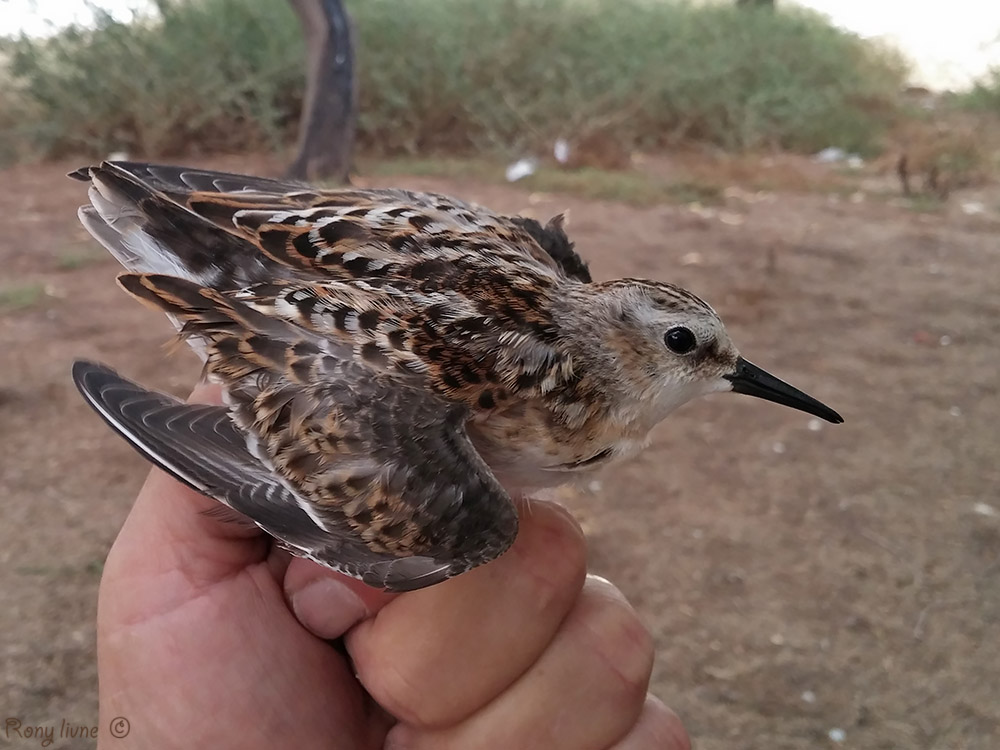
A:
[0,282,45,310]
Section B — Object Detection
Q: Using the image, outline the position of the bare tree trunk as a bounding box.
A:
[287,0,356,183]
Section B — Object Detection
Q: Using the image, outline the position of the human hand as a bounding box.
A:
[96,382,689,749]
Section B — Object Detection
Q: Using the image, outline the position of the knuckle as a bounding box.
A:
[582,583,655,702]
[516,502,587,613]
[360,651,436,727]
[626,698,691,750]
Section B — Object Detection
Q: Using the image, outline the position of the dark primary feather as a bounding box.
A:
[72,361,510,591]
[69,162,310,196]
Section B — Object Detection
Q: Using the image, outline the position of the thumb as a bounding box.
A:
[284,557,398,639]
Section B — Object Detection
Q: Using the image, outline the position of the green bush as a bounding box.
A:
[960,67,1000,114]
[0,0,303,161]
[0,0,908,164]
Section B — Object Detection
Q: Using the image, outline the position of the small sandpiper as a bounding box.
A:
[71,162,842,591]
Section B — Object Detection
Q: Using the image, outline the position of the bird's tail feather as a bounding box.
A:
[72,162,295,289]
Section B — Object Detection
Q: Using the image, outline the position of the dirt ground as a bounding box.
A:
[1,153,998,749]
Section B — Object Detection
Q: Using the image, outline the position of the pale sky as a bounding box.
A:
[2,0,999,90]
[0,0,147,36]
[792,0,1000,89]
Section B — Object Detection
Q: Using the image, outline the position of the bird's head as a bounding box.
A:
[597,279,843,425]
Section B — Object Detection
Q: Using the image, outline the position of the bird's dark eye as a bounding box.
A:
[664,326,697,354]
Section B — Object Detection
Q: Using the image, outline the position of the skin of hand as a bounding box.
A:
[95,383,690,750]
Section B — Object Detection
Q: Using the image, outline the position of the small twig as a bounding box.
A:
[858,529,905,561]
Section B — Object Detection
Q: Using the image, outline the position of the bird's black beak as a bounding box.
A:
[724,357,843,424]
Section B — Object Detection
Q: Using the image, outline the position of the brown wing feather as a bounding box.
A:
[114,273,518,573]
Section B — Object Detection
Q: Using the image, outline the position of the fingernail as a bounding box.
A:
[290,578,368,639]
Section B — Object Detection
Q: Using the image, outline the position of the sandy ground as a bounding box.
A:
[1,155,998,749]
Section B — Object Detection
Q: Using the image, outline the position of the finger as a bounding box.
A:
[609,696,690,750]
[346,499,587,728]
[283,557,398,640]
[387,576,653,750]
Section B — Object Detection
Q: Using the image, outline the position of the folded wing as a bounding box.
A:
[73,360,517,591]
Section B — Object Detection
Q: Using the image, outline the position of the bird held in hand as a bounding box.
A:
[71,162,842,591]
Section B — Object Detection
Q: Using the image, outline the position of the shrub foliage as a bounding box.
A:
[0,0,908,164]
